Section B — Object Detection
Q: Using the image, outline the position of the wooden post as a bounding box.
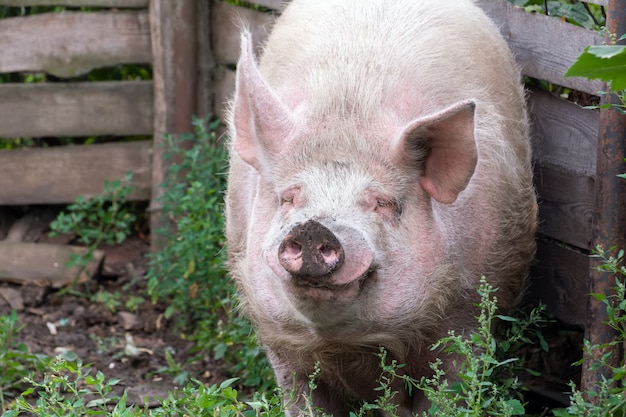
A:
[149,0,198,252]
[581,0,626,399]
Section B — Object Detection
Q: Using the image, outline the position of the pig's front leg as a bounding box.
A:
[268,352,350,417]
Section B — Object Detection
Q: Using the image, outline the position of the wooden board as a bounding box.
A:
[528,89,599,250]
[0,11,151,77]
[251,0,284,11]
[212,66,235,122]
[535,166,595,250]
[476,0,605,95]
[0,0,147,6]
[0,242,104,288]
[0,141,152,205]
[528,239,589,327]
[149,0,200,251]
[212,1,274,66]
[0,81,153,138]
[529,88,599,178]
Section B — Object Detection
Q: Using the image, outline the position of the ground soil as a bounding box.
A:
[0,206,229,408]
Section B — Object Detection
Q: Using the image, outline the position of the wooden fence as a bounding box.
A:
[0,0,624,396]
[0,0,210,249]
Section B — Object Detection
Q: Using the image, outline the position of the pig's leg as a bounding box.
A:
[267,350,350,416]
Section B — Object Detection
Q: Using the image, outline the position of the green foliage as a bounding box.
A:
[418,277,545,417]
[5,359,128,417]
[566,43,626,92]
[0,311,50,414]
[145,116,275,391]
[552,246,626,417]
[49,172,136,284]
[348,349,412,417]
[146,116,227,320]
[565,34,626,114]
[2,359,285,417]
[508,0,604,29]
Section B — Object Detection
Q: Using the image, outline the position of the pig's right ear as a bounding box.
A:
[392,100,477,204]
[230,32,295,172]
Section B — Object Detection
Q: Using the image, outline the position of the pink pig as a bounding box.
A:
[225,0,538,414]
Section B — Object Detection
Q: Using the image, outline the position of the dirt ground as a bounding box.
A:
[0,206,229,407]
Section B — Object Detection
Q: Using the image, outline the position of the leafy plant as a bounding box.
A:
[552,246,626,417]
[508,0,605,29]
[0,311,50,414]
[49,172,137,284]
[417,277,546,417]
[4,358,133,417]
[2,360,285,417]
[565,34,626,114]
[145,116,275,390]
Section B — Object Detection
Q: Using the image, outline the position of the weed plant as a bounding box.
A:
[553,246,626,417]
[145,116,275,390]
[0,312,50,414]
[49,172,137,284]
[417,277,543,416]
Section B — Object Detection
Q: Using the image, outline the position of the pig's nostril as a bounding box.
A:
[319,244,338,263]
[284,241,302,256]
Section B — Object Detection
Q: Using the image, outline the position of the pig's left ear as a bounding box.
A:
[393,100,477,204]
[231,31,295,172]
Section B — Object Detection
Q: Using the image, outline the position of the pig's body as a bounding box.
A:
[225,0,537,415]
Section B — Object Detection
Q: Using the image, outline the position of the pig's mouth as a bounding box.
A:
[292,268,374,291]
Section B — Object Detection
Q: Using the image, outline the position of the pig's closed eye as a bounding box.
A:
[374,199,401,220]
[375,199,395,212]
[280,186,301,211]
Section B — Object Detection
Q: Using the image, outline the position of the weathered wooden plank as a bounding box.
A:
[0,242,104,288]
[149,0,199,251]
[528,89,598,250]
[535,165,595,249]
[0,0,147,6]
[529,88,599,177]
[0,141,152,205]
[0,11,151,77]
[250,0,284,11]
[0,81,153,138]
[213,66,235,121]
[212,1,274,65]
[197,0,214,118]
[477,0,605,95]
[528,239,589,327]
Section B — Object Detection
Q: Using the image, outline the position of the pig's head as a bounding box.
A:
[230,33,477,329]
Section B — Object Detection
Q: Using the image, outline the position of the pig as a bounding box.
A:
[225,0,538,415]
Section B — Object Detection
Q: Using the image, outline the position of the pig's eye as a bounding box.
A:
[376,199,396,211]
[280,186,301,210]
[374,199,401,220]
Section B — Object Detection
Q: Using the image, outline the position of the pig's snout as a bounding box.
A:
[278,220,345,278]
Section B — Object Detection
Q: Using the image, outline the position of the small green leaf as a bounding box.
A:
[504,398,525,415]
